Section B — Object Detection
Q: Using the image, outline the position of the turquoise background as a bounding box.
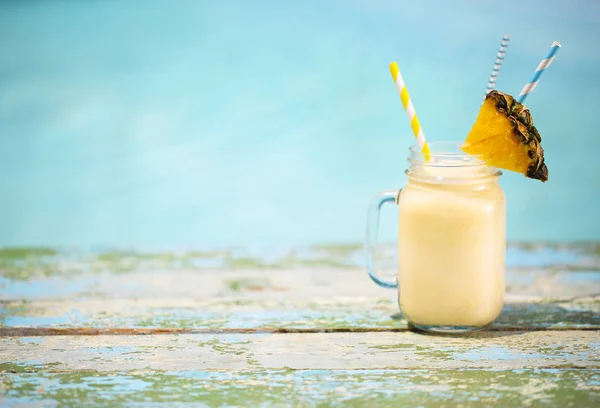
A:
[0,0,598,247]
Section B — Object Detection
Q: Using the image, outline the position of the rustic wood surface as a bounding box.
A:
[1,243,599,406]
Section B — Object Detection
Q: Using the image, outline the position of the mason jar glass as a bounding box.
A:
[366,142,506,333]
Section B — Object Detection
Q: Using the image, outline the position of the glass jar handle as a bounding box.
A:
[365,189,401,289]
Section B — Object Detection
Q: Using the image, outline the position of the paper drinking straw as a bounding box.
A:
[517,41,561,104]
[389,62,430,158]
[485,34,510,99]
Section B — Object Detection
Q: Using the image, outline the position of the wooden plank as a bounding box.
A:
[1,367,599,407]
[1,296,599,331]
[1,245,598,405]
[2,245,598,302]
[1,243,598,282]
[1,332,599,371]
[3,267,600,302]
[1,256,599,329]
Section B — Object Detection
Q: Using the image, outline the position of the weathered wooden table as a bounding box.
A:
[1,244,599,406]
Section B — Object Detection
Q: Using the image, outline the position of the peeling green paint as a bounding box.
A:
[368,343,414,350]
[414,346,454,360]
[198,338,250,356]
[0,247,58,258]
[0,366,598,406]
[225,278,274,292]
[225,256,281,269]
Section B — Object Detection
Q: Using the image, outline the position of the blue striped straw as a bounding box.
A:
[517,41,561,104]
[485,34,510,99]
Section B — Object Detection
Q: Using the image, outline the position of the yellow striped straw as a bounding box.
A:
[389,62,430,159]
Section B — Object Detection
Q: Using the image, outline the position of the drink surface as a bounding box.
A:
[398,164,506,327]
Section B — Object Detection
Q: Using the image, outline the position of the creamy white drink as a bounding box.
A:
[397,163,506,328]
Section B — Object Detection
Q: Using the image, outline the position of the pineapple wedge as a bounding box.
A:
[462,90,548,182]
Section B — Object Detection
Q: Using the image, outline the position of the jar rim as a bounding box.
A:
[407,141,502,183]
[409,141,486,163]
